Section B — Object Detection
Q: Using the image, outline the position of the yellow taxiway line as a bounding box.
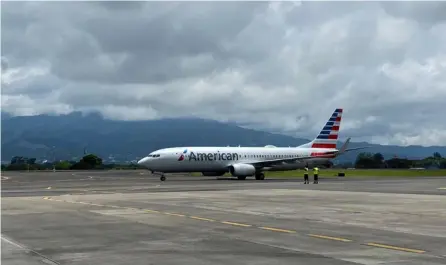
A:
[366,242,426,254]
[308,234,352,242]
[221,221,252,227]
[259,227,296,233]
[163,212,186,217]
[189,216,215,222]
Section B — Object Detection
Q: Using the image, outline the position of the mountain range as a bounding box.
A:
[2,111,445,163]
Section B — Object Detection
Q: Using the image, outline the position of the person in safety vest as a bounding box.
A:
[303,166,309,184]
[313,167,319,184]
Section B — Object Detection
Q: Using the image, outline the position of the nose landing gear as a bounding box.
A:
[151,171,167,181]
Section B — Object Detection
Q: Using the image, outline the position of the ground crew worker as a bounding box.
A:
[313,167,319,184]
[303,167,309,184]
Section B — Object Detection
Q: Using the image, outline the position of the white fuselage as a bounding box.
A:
[138,146,336,174]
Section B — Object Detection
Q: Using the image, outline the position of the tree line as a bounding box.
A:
[2,152,446,171]
[1,154,146,171]
[353,152,446,169]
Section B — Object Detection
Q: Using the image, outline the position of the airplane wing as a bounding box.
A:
[246,155,315,168]
[239,137,371,168]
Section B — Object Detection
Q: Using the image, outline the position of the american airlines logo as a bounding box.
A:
[178,149,188,161]
[179,150,240,161]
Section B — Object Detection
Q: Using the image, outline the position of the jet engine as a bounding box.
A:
[229,163,256,176]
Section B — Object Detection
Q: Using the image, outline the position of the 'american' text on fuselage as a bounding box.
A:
[188,152,239,161]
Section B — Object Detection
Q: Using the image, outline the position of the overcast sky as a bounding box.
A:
[2,1,446,146]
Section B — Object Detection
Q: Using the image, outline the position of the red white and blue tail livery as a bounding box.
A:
[137,108,369,181]
[312,108,342,149]
[299,108,342,150]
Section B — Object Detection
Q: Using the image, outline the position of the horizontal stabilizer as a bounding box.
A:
[337,137,370,155]
[342,146,371,152]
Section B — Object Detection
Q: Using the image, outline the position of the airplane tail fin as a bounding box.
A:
[299,108,343,149]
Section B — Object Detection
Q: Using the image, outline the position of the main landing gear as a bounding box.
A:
[236,173,265,180]
[255,172,265,180]
[160,175,166,181]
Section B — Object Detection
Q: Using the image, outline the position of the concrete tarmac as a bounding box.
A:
[2,170,446,265]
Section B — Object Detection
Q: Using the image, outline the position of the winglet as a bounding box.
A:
[339,137,351,154]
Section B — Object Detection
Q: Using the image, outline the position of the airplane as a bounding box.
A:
[137,108,368,181]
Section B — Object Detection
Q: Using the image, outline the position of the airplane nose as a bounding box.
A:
[137,156,149,166]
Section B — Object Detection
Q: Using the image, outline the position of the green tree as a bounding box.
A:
[385,158,413,169]
[373,153,384,162]
[440,159,446,169]
[372,153,385,168]
[81,154,102,167]
[55,161,72,170]
[70,154,103,170]
[355,152,374,168]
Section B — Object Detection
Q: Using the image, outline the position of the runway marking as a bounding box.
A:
[2,235,61,265]
[89,203,106,207]
[189,216,215,222]
[366,242,426,254]
[221,221,252,227]
[259,227,296,233]
[308,234,352,242]
[437,187,446,190]
[145,209,160,213]
[107,205,122,208]
[163,212,186,217]
[40,197,427,254]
